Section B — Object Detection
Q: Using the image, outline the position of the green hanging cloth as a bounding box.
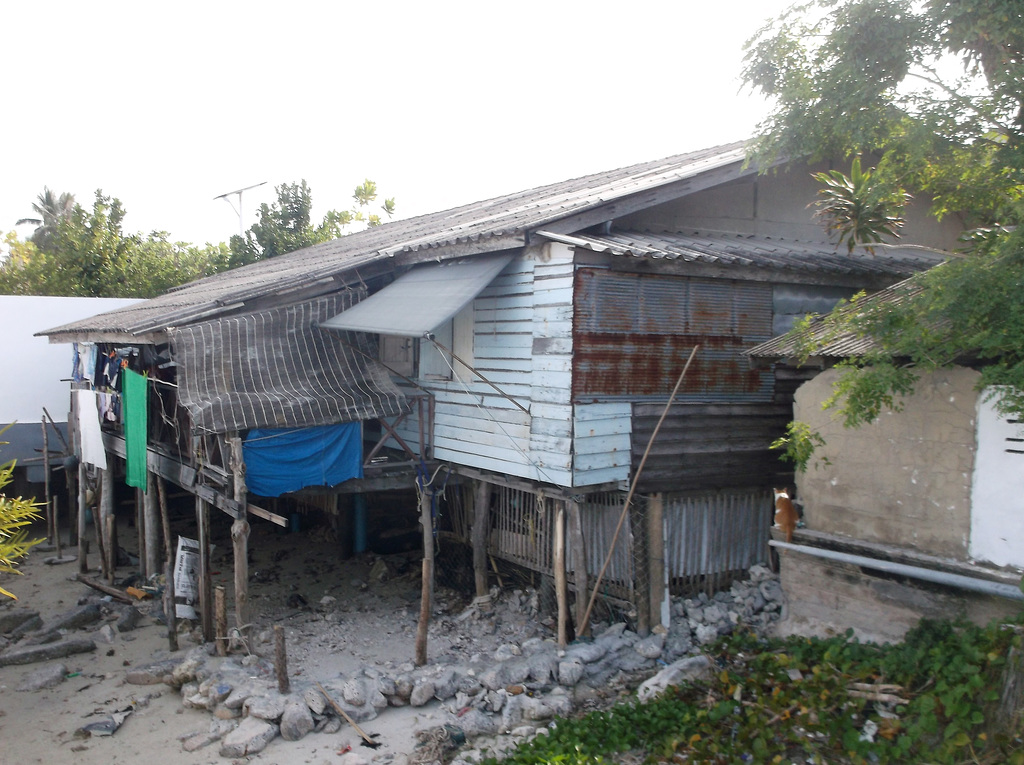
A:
[123,368,148,492]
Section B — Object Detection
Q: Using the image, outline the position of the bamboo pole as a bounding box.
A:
[579,345,699,635]
[144,480,160,578]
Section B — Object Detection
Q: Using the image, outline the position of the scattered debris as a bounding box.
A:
[75,706,133,737]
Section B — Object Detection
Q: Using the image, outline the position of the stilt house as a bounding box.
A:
[39,142,957,641]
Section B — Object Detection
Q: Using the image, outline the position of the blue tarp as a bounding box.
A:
[242,423,362,497]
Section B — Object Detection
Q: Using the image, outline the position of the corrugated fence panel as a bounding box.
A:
[663,488,772,595]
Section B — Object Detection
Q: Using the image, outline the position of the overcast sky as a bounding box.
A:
[2,1,792,249]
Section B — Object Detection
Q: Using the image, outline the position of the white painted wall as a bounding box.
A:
[394,243,634,490]
[0,296,141,425]
[970,390,1024,567]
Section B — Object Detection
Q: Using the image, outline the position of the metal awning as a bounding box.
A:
[319,253,513,337]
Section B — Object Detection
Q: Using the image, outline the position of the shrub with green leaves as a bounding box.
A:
[0,444,43,600]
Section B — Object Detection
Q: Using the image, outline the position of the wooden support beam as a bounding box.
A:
[274,625,290,694]
[163,561,178,652]
[196,497,213,642]
[229,437,250,649]
[42,420,52,544]
[554,500,568,648]
[414,487,433,666]
[102,431,285,525]
[135,488,146,577]
[648,493,667,631]
[567,499,590,638]
[100,468,115,582]
[77,460,88,575]
[144,479,160,579]
[472,480,490,599]
[215,586,227,657]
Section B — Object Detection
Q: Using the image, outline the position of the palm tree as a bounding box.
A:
[809,158,909,254]
[17,187,75,251]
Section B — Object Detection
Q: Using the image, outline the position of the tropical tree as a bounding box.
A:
[229,179,395,267]
[2,195,236,298]
[16,187,75,252]
[810,157,911,253]
[743,0,1024,425]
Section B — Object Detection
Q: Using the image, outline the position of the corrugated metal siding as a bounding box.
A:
[573,269,773,400]
[663,488,772,595]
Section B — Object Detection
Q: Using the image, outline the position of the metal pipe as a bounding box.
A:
[770,540,1024,601]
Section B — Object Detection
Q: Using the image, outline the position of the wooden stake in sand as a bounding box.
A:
[215,586,227,657]
[274,625,290,694]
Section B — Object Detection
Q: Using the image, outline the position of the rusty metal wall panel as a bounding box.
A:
[573,269,773,400]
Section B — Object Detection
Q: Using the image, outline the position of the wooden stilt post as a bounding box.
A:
[215,586,227,656]
[53,498,62,560]
[471,480,490,600]
[157,476,173,561]
[135,488,146,577]
[229,437,250,649]
[164,561,179,652]
[100,467,116,582]
[554,500,568,648]
[567,499,590,638]
[42,420,52,543]
[144,478,160,579]
[77,460,88,575]
[196,497,213,642]
[648,493,667,631]
[414,485,433,666]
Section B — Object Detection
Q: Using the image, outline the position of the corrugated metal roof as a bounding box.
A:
[745,279,922,358]
[538,231,945,278]
[41,142,751,340]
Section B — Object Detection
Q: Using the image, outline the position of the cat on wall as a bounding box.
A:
[773,487,798,544]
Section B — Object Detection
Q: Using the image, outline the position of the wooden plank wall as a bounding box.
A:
[632,402,793,493]
[394,244,584,486]
[573,402,632,487]
[527,247,576,486]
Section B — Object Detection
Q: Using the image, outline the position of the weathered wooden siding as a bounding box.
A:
[573,402,631,487]
[527,245,576,486]
[393,244,579,486]
[632,402,792,493]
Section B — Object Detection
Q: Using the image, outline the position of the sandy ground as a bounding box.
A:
[0,514,481,765]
